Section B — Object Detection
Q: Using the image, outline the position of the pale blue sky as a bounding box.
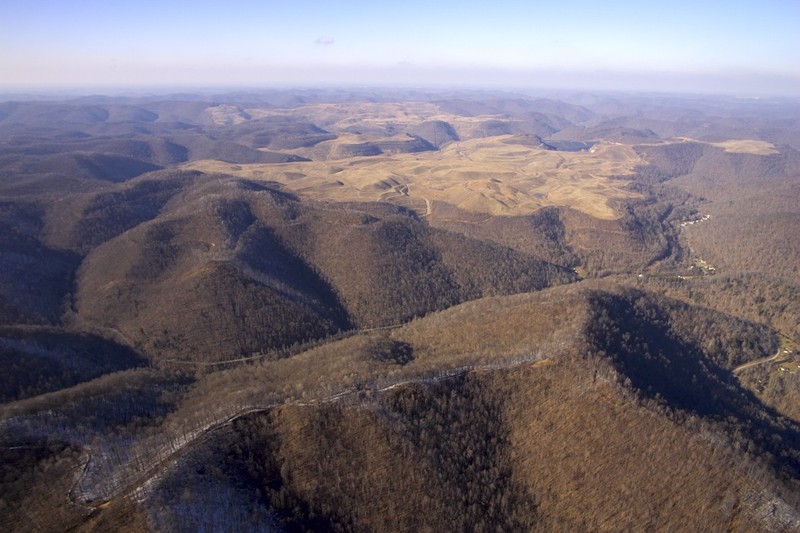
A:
[2,0,799,95]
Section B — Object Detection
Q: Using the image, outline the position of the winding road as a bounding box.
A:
[733,347,785,374]
[71,353,552,508]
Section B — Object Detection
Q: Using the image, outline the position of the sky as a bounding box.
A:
[2,0,799,96]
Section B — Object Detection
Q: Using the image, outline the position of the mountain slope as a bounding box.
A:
[37,283,796,532]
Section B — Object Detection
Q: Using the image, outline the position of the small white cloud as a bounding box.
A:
[315,36,335,45]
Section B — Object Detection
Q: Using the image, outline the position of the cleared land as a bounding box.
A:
[709,139,779,155]
[669,137,779,155]
[190,104,778,219]
[184,132,643,220]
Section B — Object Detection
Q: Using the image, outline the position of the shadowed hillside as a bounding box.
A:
[0,152,162,188]
[45,169,203,252]
[0,201,80,325]
[584,289,800,489]
[406,119,459,147]
[73,183,350,362]
[216,116,337,149]
[0,327,145,402]
[273,200,576,328]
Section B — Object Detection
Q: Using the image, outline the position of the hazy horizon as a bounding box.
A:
[3,0,799,97]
